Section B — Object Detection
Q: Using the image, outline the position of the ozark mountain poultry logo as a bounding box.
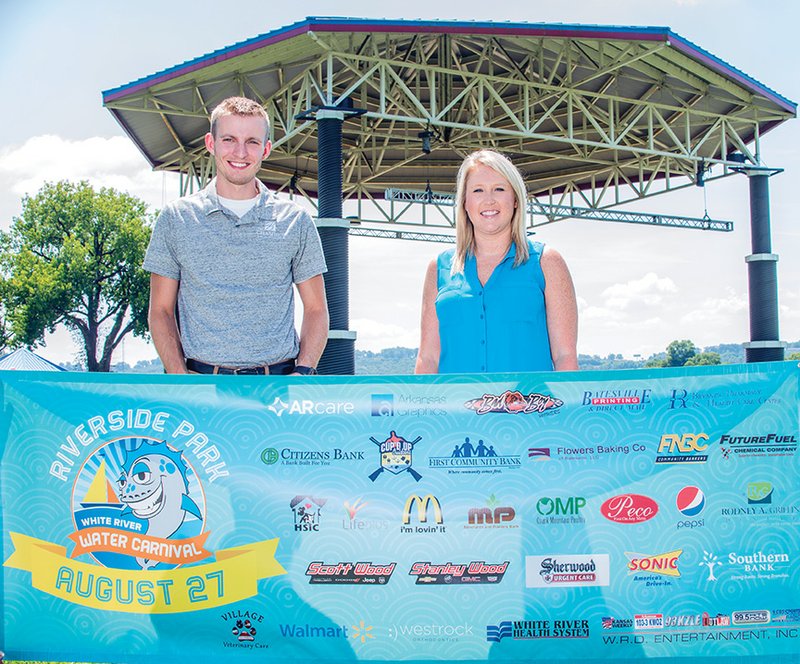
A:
[369,431,422,482]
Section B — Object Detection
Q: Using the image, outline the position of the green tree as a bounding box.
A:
[1,181,152,371]
[684,351,722,366]
[788,351,800,361]
[665,339,698,367]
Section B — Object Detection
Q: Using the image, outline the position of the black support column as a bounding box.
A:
[740,168,785,362]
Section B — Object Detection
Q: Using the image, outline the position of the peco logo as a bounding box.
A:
[601,494,658,524]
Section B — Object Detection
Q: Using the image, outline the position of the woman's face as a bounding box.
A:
[464,163,517,239]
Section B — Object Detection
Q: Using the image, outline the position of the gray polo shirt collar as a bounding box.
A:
[200,177,275,226]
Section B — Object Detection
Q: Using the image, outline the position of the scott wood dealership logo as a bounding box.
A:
[464,391,563,415]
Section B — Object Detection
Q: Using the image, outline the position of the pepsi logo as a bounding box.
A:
[676,486,705,517]
[601,494,658,524]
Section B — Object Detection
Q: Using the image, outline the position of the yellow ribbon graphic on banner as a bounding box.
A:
[4,532,286,613]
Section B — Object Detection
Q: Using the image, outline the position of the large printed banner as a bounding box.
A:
[1,362,799,662]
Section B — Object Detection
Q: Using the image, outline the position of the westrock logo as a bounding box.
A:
[464,390,563,416]
[371,393,447,417]
[655,433,709,464]
[389,622,473,642]
[466,496,518,529]
[267,396,354,417]
[581,387,652,412]
[428,437,521,474]
[526,554,610,588]
[535,496,586,525]
[260,446,364,467]
[625,550,682,587]
[408,560,509,585]
[368,431,423,482]
[719,433,797,459]
[487,619,590,641]
[290,495,326,532]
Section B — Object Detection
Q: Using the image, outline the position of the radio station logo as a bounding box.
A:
[601,494,658,524]
[464,390,563,416]
[719,433,797,459]
[634,614,663,630]
[525,554,610,588]
[401,494,445,534]
[368,431,422,482]
[305,561,396,584]
[267,396,354,417]
[466,496,517,529]
[487,619,589,641]
[655,433,709,464]
[731,610,770,626]
[675,486,705,530]
[581,387,651,411]
[535,496,586,525]
[342,497,389,532]
[772,609,800,624]
[408,560,508,585]
[625,550,682,587]
[290,495,326,532]
[261,446,365,467]
[371,393,446,417]
[428,437,520,473]
[601,616,633,630]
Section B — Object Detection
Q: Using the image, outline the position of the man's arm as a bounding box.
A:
[294,274,329,370]
[148,274,189,374]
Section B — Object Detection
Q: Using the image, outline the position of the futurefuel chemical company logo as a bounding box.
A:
[525,554,610,588]
[719,433,797,459]
[267,396,354,417]
[487,619,590,641]
[601,494,658,524]
[464,390,563,416]
[625,549,682,587]
[535,496,586,525]
[655,433,709,464]
[428,437,521,473]
[581,387,652,412]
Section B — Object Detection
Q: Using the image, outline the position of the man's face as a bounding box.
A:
[205,114,271,193]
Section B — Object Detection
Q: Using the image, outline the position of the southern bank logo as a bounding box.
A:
[267,396,354,416]
[655,433,709,464]
[368,431,423,482]
[464,390,563,415]
[401,494,445,533]
[487,619,589,641]
[428,437,521,473]
[290,495,326,532]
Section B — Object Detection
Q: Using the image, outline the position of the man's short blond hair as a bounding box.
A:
[210,97,270,139]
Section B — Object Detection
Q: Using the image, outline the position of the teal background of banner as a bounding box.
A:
[1,362,799,662]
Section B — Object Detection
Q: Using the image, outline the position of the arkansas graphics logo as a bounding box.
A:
[464,391,563,415]
[369,431,422,482]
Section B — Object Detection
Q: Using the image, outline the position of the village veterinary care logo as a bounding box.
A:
[221,608,268,650]
[655,433,709,464]
[409,560,509,585]
[291,496,326,532]
[525,554,610,588]
[428,436,521,474]
[401,494,446,534]
[4,433,285,613]
[464,390,563,416]
[624,550,682,588]
[368,431,422,482]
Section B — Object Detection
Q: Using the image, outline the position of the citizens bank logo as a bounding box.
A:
[267,396,354,416]
[655,433,709,464]
[465,390,563,415]
[290,495,326,532]
[368,431,422,482]
[525,554,610,588]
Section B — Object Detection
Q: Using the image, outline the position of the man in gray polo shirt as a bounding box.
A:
[144,97,329,375]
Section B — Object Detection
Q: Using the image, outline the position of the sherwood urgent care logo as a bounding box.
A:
[5,427,285,613]
[525,554,610,588]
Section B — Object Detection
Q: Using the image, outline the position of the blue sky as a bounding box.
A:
[0,0,798,365]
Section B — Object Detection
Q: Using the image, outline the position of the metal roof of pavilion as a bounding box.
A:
[0,348,66,371]
[103,16,796,207]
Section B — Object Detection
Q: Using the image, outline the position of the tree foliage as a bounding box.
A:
[1,180,152,371]
[665,339,699,367]
[684,351,722,366]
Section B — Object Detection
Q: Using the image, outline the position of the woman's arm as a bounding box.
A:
[541,246,579,371]
[415,259,441,374]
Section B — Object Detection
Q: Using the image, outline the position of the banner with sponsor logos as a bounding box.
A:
[1,361,799,663]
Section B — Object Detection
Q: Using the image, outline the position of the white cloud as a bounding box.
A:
[681,288,748,323]
[351,318,419,352]
[601,272,678,310]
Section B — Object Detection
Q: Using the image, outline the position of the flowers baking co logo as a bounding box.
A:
[371,393,446,417]
[401,494,446,534]
[290,495,326,532]
[305,561,396,584]
[368,431,423,482]
[487,619,589,641]
[466,495,518,529]
[464,390,563,416]
[675,486,706,530]
[267,396,354,417]
[428,436,521,474]
[719,433,797,459]
[527,443,645,463]
[624,549,682,587]
[525,554,610,588]
[655,433,709,464]
[4,410,285,614]
[601,494,658,524]
[408,560,509,585]
[581,387,652,412]
[535,496,586,525]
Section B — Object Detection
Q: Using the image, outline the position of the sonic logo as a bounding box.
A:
[368,432,422,482]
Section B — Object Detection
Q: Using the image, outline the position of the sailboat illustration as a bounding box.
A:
[79,460,122,509]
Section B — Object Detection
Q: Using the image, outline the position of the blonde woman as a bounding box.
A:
[415,150,577,374]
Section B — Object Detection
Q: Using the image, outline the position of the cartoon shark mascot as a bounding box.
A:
[117,441,202,570]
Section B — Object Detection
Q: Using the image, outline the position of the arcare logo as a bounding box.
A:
[487,619,589,641]
[466,495,517,529]
[719,433,797,459]
[408,560,508,585]
[581,387,651,411]
[428,437,521,474]
[464,390,563,415]
[625,549,682,587]
[401,494,445,534]
[747,482,773,504]
[368,431,422,482]
[290,495,326,532]
[535,496,586,525]
[601,494,658,524]
[267,396,354,417]
[655,433,709,464]
[525,554,610,588]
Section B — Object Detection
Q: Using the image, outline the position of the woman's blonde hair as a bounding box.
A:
[451,149,529,275]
